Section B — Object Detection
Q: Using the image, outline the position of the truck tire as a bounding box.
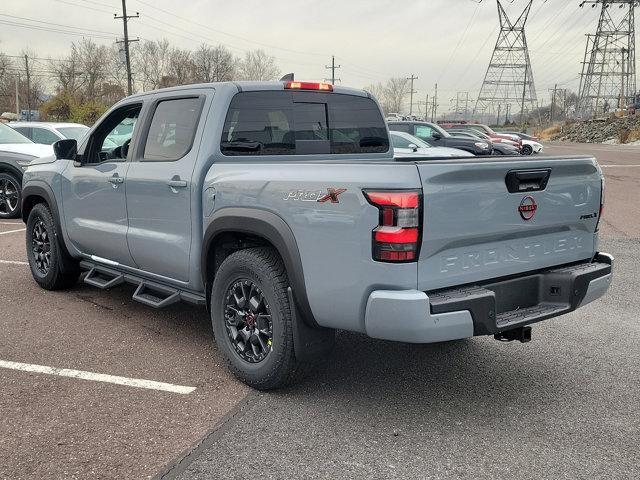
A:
[26,203,80,290]
[0,172,21,219]
[211,247,308,390]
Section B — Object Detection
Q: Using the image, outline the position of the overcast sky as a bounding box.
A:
[0,0,626,112]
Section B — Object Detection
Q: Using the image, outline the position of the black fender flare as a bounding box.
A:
[202,207,318,327]
[21,182,75,266]
[0,162,24,183]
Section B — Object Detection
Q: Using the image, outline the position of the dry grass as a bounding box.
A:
[627,127,640,143]
[539,124,562,141]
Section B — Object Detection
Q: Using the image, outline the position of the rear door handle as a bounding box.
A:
[108,176,124,185]
[167,179,188,188]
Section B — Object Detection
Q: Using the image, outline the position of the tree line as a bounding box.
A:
[0,38,280,125]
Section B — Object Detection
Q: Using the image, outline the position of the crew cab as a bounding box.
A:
[21,81,613,389]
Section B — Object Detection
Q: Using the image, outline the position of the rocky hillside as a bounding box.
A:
[550,115,640,144]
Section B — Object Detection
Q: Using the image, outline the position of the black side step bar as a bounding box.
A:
[84,267,125,289]
[79,261,206,308]
[133,282,180,309]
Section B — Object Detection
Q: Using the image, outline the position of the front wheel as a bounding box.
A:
[522,145,533,155]
[26,203,80,290]
[211,247,307,390]
[0,172,21,219]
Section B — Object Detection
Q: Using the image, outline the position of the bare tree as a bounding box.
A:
[237,50,279,81]
[167,47,194,86]
[192,44,236,83]
[72,39,111,101]
[384,78,409,114]
[133,39,172,91]
[364,82,390,114]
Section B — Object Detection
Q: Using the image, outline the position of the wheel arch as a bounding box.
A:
[0,162,24,183]
[203,208,318,327]
[21,182,75,261]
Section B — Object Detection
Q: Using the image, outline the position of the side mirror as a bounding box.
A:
[408,143,418,152]
[53,139,77,160]
[432,132,442,140]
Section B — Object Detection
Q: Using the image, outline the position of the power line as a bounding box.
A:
[407,74,418,115]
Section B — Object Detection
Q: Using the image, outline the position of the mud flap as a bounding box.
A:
[288,287,335,363]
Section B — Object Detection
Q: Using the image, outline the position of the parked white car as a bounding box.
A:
[520,139,544,155]
[9,122,89,145]
[0,122,53,157]
[390,131,474,158]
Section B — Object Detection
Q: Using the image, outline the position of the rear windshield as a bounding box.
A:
[220,91,389,156]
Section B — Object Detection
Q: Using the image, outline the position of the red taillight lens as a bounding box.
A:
[596,176,605,232]
[284,81,333,92]
[364,190,422,263]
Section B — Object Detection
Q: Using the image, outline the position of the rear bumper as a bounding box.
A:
[364,253,613,343]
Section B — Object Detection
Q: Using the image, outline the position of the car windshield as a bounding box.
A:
[0,122,33,144]
[57,126,90,141]
[391,132,431,149]
[431,123,451,138]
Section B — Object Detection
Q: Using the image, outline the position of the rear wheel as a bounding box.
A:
[0,172,21,219]
[26,203,80,290]
[211,247,310,390]
[522,145,533,156]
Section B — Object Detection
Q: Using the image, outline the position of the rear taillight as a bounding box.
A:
[364,190,422,263]
[596,176,605,232]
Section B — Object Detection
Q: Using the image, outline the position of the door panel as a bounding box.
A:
[60,103,142,266]
[125,96,204,282]
[61,162,134,265]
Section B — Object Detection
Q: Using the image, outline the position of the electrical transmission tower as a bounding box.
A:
[577,1,638,118]
[475,1,538,124]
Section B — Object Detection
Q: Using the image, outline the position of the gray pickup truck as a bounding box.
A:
[21,81,613,389]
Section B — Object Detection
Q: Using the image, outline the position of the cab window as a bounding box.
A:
[85,104,141,164]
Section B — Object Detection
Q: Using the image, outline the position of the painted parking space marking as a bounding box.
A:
[600,165,640,168]
[0,260,28,265]
[0,222,23,225]
[0,360,197,395]
[0,228,26,235]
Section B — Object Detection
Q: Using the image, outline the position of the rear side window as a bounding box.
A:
[220,91,389,156]
[143,97,203,162]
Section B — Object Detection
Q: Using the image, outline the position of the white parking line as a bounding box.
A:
[0,360,197,395]
[0,228,26,235]
[600,165,640,168]
[0,260,28,265]
[0,222,23,225]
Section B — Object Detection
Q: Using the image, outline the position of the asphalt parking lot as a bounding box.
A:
[1,142,639,479]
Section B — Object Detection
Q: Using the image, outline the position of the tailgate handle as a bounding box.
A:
[505,169,551,193]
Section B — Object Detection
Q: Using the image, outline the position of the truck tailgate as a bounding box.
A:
[415,156,602,292]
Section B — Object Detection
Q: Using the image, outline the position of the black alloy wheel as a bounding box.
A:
[224,279,273,363]
[0,175,20,218]
[31,219,51,275]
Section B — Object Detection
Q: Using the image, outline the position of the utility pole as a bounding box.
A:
[497,104,502,126]
[520,64,528,130]
[407,74,418,115]
[424,94,429,120]
[24,55,31,121]
[432,83,438,122]
[15,74,20,115]
[325,56,341,85]
[550,84,558,123]
[115,0,139,96]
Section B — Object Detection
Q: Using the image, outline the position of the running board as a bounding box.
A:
[84,267,125,289]
[79,260,206,308]
[132,282,180,309]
